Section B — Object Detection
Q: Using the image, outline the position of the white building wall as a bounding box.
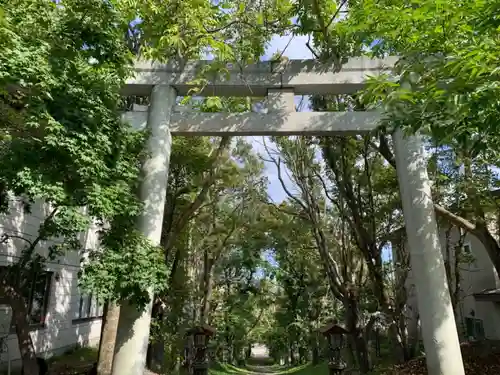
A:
[393,225,500,340]
[0,198,103,369]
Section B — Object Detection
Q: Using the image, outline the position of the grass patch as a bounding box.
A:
[264,362,388,375]
[3,347,98,375]
[224,364,253,373]
[48,346,97,375]
[49,346,98,366]
[210,363,252,375]
[242,363,317,375]
[274,363,327,375]
[246,358,275,367]
[245,364,286,374]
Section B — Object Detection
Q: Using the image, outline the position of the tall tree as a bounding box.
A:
[326,0,500,277]
[319,133,410,361]
[263,136,380,373]
[147,131,268,372]
[0,1,146,375]
[265,208,335,365]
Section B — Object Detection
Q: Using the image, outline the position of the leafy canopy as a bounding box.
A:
[0,0,167,304]
[333,0,500,157]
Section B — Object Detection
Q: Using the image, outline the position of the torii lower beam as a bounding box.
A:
[111,59,465,375]
[122,108,382,136]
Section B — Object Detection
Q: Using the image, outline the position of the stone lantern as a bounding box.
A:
[186,324,216,375]
[319,320,348,375]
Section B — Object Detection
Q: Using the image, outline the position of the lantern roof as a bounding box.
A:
[319,319,348,335]
[186,324,216,337]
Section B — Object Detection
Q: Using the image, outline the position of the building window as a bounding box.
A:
[462,243,478,268]
[75,293,104,322]
[465,317,484,339]
[474,319,485,339]
[0,266,52,328]
[27,271,52,326]
[463,243,471,255]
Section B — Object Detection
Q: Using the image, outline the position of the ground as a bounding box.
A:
[385,340,500,375]
[1,347,97,375]
[5,340,500,375]
[43,347,96,375]
[213,340,500,375]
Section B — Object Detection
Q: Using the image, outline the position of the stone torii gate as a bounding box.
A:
[113,58,464,375]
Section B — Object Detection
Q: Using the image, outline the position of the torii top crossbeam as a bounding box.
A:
[122,56,398,136]
[123,56,398,97]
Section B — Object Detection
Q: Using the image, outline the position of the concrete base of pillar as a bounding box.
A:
[111,299,154,375]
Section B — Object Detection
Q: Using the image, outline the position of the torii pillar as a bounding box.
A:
[393,129,464,375]
[111,84,177,375]
[113,57,464,375]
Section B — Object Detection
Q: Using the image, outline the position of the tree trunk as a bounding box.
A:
[284,353,289,366]
[199,249,213,325]
[246,344,252,360]
[405,309,421,359]
[298,346,307,364]
[289,343,296,366]
[146,301,165,372]
[97,302,120,375]
[322,138,411,365]
[226,335,234,364]
[344,295,371,374]
[387,323,406,363]
[15,312,39,375]
[310,328,320,365]
[234,343,244,366]
[351,334,371,374]
[343,339,356,373]
[392,233,417,361]
[311,346,319,365]
[0,291,39,375]
[0,270,39,375]
[396,311,412,361]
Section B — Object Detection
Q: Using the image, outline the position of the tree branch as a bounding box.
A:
[163,136,231,252]
[372,133,477,232]
[325,0,348,30]
[18,206,58,268]
[262,138,308,211]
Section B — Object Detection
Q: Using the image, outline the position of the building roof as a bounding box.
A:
[319,319,349,335]
[473,288,500,302]
[186,324,216,336]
